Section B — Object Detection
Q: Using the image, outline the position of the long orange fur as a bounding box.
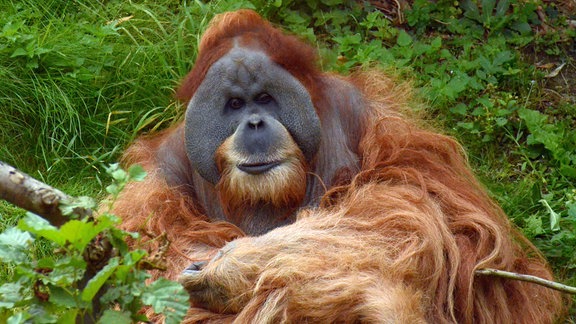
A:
[112,9,566,323]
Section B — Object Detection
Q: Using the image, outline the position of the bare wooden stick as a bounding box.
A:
[0,160,91,226]
[475,268,576,294]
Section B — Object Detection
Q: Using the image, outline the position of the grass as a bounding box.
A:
[0,0,204,186]
[0,0,574,319]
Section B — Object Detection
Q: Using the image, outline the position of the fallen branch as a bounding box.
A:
[475,268,576,295]
[0,161,91,226]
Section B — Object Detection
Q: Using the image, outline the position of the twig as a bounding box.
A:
[139,231,170,271]
[475,268,576,294]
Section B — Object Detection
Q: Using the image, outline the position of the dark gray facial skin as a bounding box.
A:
[184,46,322,184]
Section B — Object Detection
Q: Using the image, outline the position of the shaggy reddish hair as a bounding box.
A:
[111,9,567,323]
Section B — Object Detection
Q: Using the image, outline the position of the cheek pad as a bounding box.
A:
[265,79,321,162]
[184,86,230,184]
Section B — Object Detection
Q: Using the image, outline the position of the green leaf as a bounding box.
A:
[566,200,576,219]
[48,255,86,285]
[539,199,561,231]
[27,305,58,323]
[462,0,481,22]
[510,21,531,35]
[450,103,467,116]
[472,106,485,116]
[18,213,65,246]
[0,282,24,308]
[523,214,544,238]
[98,310,132,324]
[111,169,127,182]
[81,257,120,302]
[481,0,496,23]
[128,165,147,182]
[495,117,508,127]
[518,109,563,159]
[560,165,576,179]
[107,227,136,256]
[320,0,344,5]
[106,183,119,195]
[0,227,33,264]
[493,50,514,66]
[430,37,442,50]
[7,312,30,324]
[49,286,82,308]
[10,47,28,58]
[58,218,111,251]
[495,0,510,18]
[396,30,412,47]
[442,74,470,101]
[142,278,189,324]
[60,196,97,217]
[115,250,147,281]
[57,309,78,324]
[105,163,120,174]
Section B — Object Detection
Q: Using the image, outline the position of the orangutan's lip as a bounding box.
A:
[181,261,207,275]
[237,161,280,175]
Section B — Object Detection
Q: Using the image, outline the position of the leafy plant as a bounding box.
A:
[0,165,189,324]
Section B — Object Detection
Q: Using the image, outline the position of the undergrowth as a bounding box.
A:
[0,0,574,320]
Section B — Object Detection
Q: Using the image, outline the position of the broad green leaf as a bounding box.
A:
[566,200,576,219]
[49,286,82,308]
[104,163,120,175]
[471,107,486,117]
[57,309,77,324]
[560,165,576,179]
[106,183,119,195]
[128,165,147,182]
[142,278,189,324]
[60,196,97,217]
[518,109,563,157]
[430,37,442,50]
[98,310,132,324]
[111,169,127,182]
[493,50,514,66]
[7,312,30,324]
[18,213,65,246]
[27,305,58,323]
[442,75,470,101]
[81,257,120,302]
[49,255,86,285]
[495,117,508,127]
[115,250,148,281]
[450,103,468,116]
[10,47,28,58]
[0,227,33,264]
[58,218,109,251]
[396,30,412,47]
[523,214,544,238]
[510,21,532,35]
[0,282,23,308]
